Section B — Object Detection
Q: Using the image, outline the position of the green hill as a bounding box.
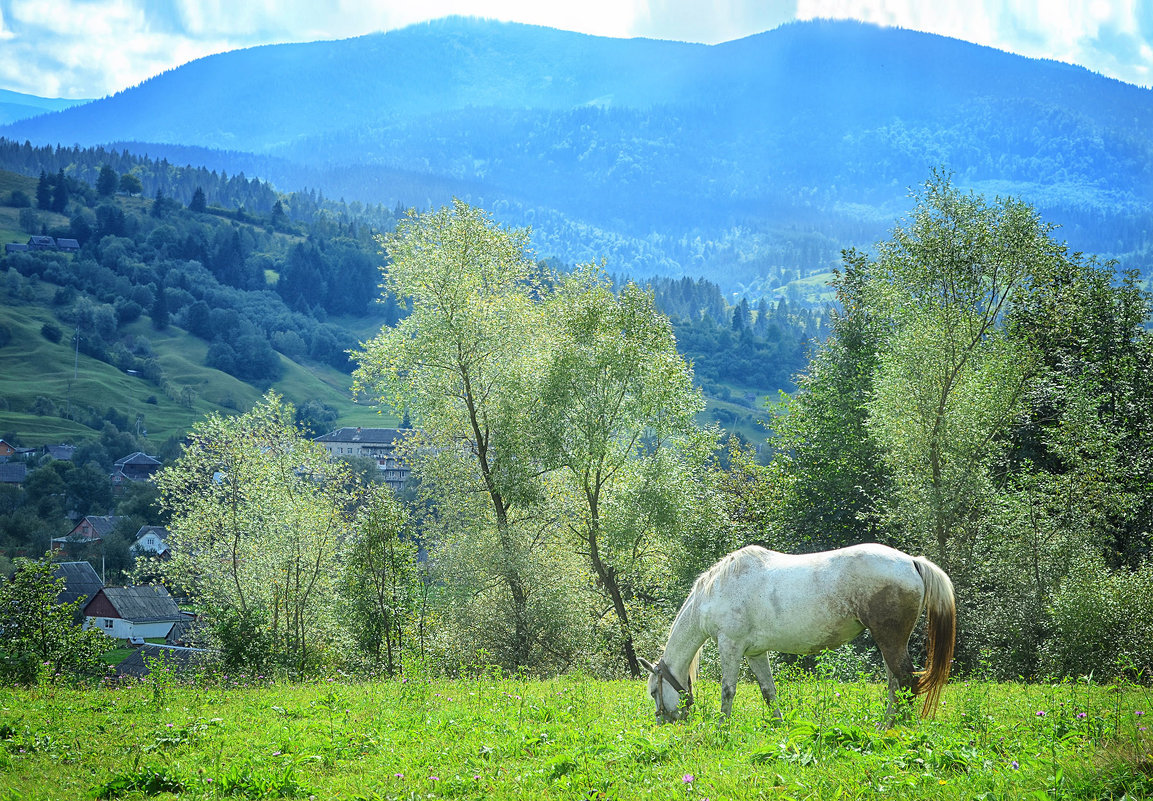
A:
[0,278,392,448]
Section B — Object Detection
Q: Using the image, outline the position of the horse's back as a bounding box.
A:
[693,543,925,655]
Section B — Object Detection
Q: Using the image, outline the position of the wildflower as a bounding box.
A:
[1137,711,1146,717]
[1077,712,1087,719]
[430,776,439,781]
[1011,761,1019,770]
[683,774,695,783]
[394,773,403,779]
[1036,711,1046,717]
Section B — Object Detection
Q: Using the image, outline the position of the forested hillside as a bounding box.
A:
[3,18,1150,292]
[0,155,808,449]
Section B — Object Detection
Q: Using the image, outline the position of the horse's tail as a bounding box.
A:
[913,555,956,718]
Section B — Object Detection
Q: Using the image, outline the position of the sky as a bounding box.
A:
[0,0,1150,99]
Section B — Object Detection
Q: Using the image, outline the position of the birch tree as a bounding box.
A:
[157,392,353,676]
[539,267,710,676]
[353,200,567,672]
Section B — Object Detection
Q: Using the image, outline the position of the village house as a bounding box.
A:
[314,427,412,491]
[0,462,27,485]
[110,451,162,489]
[43,444,76,461]
[52,560,104,609]
[131,525,170,558]
[116,643,211,679]
[52,514,123,550]
[83,584,189,641]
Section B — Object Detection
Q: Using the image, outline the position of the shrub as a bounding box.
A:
[41,322,63,342]
[1042,554,1153,681]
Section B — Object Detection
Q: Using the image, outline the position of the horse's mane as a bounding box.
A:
[665,546,773,692]
[691,545,771,599]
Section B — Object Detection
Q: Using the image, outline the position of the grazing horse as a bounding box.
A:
[640,543,955,724]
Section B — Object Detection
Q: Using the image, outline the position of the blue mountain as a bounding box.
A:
[0,88,91,126]
[3,17,1151,290]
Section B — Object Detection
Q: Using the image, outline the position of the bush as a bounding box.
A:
[1042,555,1153,681]
[41,322,63,342]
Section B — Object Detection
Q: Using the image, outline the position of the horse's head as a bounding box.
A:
[639,657,692,723]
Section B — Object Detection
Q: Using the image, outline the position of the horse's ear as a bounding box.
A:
[638,658,657,674]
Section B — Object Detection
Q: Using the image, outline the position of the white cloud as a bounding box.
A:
[796,0,1151,87]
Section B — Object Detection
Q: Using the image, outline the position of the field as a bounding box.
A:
[1,671,1150,800]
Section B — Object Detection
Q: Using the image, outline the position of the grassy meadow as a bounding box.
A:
[0,279,392,445]
[1,670,1150,800]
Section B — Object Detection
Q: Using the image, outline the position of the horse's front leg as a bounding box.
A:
[717,636,744,719]
[746,652,783,720]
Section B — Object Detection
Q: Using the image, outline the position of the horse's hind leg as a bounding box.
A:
[862,589,922,725]
[875,640,917,725]
[747,652,783,720]
[717,636,744,720]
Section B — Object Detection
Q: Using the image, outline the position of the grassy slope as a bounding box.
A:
[0,673,1149,800]
[0,172,71,244]
[0,278,394,447]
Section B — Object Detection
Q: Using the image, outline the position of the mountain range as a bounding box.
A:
[3,17,1151,293]
[0,88,90,126]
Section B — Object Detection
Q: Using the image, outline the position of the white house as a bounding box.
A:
[314,427,412,491]
[131,525,170,558]
[83,585,188,641]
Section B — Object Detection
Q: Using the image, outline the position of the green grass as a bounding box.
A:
[774,271,837,306]
[0,672,1150,800]
[0,278,395,447]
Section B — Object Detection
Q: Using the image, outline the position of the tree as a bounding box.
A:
[353,200,569,672]
[863,174,1060,572]
[96,165,118,197]
[118,172,143,196]
[539,266,710,675]
[270,199,288,230]
[768,251,894,552]
[51,168,69,212]
[35,170,51,209]
[0,557,110,685]
[342,485,419,675]
[189,186,207,213]
[151,283,169,330]
[156,392,353,676]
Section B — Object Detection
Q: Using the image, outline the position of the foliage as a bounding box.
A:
[768,174,1153,679]
[0,556,109,684]
[156,392,355,677]
[1042,554,1153,681]
[342,485,422,675]
[539,266,713,675]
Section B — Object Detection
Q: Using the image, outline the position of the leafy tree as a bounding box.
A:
[156,392,354,676]
[862,174,1059,572]
[353,200,569,672]
[0,557,110,685]
[342,485,419,675]
[118,172,143,196]
[539,266,710,675]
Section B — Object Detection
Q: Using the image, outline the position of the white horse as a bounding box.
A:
[640,543,955,723]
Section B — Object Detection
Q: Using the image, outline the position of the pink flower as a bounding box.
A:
[683,774,695,783]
